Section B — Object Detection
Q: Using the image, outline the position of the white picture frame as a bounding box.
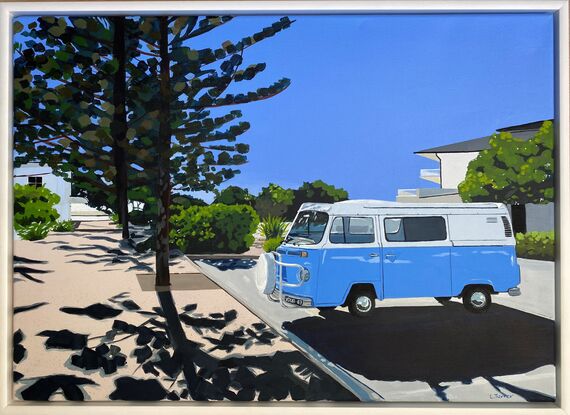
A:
[0,1,568,414]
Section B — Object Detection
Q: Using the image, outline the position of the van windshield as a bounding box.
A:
[285,211,329,245]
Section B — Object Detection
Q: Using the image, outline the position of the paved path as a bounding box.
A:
[192,257,556,403]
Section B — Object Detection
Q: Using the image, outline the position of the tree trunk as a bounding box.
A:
[156,289,202,399]
[111,16,130,240]
[155,16,172,287]
[511,203,527,234]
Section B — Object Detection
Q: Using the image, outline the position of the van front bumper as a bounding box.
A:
[508,287,521,297]
[271,288,313,307]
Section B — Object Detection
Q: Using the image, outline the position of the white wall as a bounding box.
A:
[437,152,479,188]
[396,193,463,203]
[13,164,71,221]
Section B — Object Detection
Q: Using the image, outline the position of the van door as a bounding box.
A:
[316,216,381,306]
[381,215,452,298]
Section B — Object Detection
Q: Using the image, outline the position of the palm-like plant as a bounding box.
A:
[260,215,287,239]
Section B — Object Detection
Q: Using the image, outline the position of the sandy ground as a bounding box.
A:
[12,220,295,402]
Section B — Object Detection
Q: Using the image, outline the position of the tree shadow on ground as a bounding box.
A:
[202,258,257,271]
[13,256,52,284]
[49,234,184,272]
[14,302,48,314]
[283,302,555,402]
[18,289,356,402]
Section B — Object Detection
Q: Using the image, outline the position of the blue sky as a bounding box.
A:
[16,14,554,202]
[197,13,554,202]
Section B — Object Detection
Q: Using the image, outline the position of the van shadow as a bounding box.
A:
[283,302,554,389]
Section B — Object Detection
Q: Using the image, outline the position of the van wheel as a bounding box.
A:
[462,286,491,313]
[435,297,451,304]
[348,290,375,317]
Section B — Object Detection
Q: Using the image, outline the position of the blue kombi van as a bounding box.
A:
[256,200,521,317]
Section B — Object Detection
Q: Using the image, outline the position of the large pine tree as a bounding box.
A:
[14,15,294,285]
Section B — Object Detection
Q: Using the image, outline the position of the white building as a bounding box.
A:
[13,163,71,221]
[396,120,554,232]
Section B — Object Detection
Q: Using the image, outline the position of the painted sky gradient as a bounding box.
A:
[16,14,555,202]
[198,13,554,202]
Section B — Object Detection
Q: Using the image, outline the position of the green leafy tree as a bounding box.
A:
[130,16,293,285]
[458,120,554,233]
[14,14,293,286]
[254,183,294,219]
[286,180,349,219]
[213,185,254,206]
[13,16,139,238]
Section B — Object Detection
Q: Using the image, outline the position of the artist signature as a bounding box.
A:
[489,393,513,400]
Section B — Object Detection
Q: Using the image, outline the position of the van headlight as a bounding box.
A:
[299,268,310,282]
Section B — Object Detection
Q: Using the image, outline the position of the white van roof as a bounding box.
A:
[299,199,509,216]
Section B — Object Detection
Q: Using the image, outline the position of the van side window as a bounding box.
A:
[329,217,345,243]
[384,216,447,242]
[330,217,375,244]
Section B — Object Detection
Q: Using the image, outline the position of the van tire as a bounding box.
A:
[462,286,491,313]
[348,290,375,317]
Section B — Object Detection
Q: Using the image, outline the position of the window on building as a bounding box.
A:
[27,176,43,188]
[384,216,447,242]
[330,217,375,244]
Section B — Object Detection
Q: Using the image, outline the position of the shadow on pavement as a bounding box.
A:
[283,302,554,400]
[202,258,257,271]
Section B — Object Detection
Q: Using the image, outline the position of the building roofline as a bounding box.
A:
[414,119,551,154]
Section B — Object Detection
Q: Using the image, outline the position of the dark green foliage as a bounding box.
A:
[15,15,293,284]
[254,183,294,219]
[171,193,208,208]
[260,215,287,239]
[129,210,153,226]
[263,237,284,252]
[170,204,259,253]
[459,121,554,205]
[214,186,254,206]
[13,17,141,225]
[14,183,60,227]
[286,180,349,219]
[516,231,555,261]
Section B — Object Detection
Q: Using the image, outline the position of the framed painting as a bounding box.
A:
[0,1,568,414]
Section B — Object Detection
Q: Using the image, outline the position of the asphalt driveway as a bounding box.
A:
[193,257,556,402]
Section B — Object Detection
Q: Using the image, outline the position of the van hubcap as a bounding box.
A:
[470,292,486,308]
[355,296,372,312]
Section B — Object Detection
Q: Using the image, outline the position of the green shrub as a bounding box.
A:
[171,193,207,208]
[129,209,152,226]
[286,180,349,219]
[170,203,260,254]
[263,237,283,252]
[214,186,254,206]
[16,222,53,241]
[255,183,294,219]
[516,231,555,261]
[260,215,287,239]
[14,183,60,228]
[52,220,75,232]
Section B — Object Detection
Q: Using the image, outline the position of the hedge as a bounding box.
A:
[14,184,60,240]
[170,203,259,254]
[515,231,554,261]
[263,237,283,253]
[14,183,60,228]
